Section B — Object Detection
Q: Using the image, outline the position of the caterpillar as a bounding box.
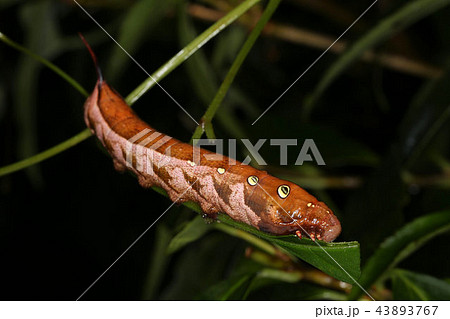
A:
[81,36,341,242]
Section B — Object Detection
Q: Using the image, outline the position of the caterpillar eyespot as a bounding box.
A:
[80,36,342,242]
[247,175,259,186]
[277,185,290,199]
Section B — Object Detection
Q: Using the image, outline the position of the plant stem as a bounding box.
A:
[0,129,92,177]
[126,0,262,105]
[0,0,261,177]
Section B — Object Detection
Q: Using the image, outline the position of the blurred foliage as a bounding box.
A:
[0,0,449,301]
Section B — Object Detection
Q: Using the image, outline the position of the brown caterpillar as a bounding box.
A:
[81,36,341,242]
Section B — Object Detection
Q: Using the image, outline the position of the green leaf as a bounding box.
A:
[177,3,247,140]
[349,211,450,300]
[242,268,313,300]
[167,215,212,254]
[0,33,88,97]
[199,0,282,127]
[304,0,450,119]
[154,189,360,284]
[217,214,360,284]
[211,26,247,71]
[399,62,450,168]
[15,0,67,187]
[177,4,219,106]
[199,273,255,300]
[0,0,262,177]
[201,268,337,301]
[160,233,238,299]
[392,269,450,300]
[141,224,173,300]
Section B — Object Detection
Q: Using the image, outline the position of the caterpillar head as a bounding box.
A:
[253,177,341,242]
[291,199,342,242]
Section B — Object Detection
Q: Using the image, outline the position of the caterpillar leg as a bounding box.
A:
[201,212,218,224]
[113,159,127,172]
[295,230,302,240]
[137,175,154,188]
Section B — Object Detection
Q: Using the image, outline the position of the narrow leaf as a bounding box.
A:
[392,269,450,301]
[167,215,212,254]
[127,0,261,105]
[200,274,255,300]
[141,225,173,300]
[155,188,360,284]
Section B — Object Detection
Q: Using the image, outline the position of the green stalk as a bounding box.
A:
[191,0,282,140]
[0,32,89,98]
[0,129,92,177]
[126,0,262,105]
[0,32,91,177]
